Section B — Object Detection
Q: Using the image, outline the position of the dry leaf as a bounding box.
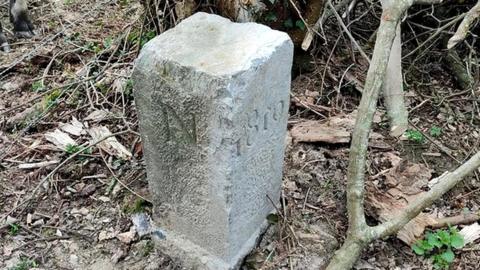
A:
[88,126,132,160]
[59,117,85,136]
[45,129,77,151]
[460,223,480,245]
[85,110,110,122]
[367,161,436,244]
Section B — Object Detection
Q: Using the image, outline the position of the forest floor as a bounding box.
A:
[1,0,479,270]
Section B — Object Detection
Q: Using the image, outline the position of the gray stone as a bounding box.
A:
[132,12,293,270]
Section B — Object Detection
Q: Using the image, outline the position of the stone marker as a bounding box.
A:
[133,12,293,270]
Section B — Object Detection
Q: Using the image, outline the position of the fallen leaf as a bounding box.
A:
[460,223,480,245]
[45,129,77,151]
[385,160,432,195]
[367,161,436,244]
[59,117,86,136]
[88,126,132,160]
[85,110,110,122]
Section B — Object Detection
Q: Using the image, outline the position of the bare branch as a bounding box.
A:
[448,0,480,49]
[375,152,480,238]
[414,0,444,5]
[326,0,370,63]
[301,0,352,51]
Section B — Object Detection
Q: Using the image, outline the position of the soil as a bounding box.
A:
[1,1,479,270]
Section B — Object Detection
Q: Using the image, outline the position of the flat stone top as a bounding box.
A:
[139,12,292,76]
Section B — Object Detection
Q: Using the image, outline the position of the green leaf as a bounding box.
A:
[295,20,306,31]
[437,230,451,245]
[441,249,455,263]
[429,126,442,137]
[266,213,279,224]
[265,12,277,22]
[284,18,293,28]
[268,0,276,4]
[450,233,464,249]
[405,129,425,143]
[419,239,433,251]
[412,243,425,255]
[427,232,442,248]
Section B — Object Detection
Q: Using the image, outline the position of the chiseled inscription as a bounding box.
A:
[246,100,286,148]
[220,100,287,156]
[153,95,197,145]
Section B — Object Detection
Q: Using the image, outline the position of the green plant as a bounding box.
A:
[86,41,102,54]
[8,258,37,270]
[295,20,306,31]
[65,144,82,154]
[124,79,134,98]
[140,240,155,257]
[405,129,425,143]
[123,198,151,214]
[430,126,442,137]
[65,144,92,156]
[119,0,130,7]
[128,30,156,48]
[412,227,464,269]
[103,37,114,49]
[265,12,278,22]
[284,18,294,28]
[42,89,61,110]
[266,213,279,224]
[31,81,44,92]
[8,223,19,235]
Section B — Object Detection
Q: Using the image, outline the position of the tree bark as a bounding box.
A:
[383,23,408,137]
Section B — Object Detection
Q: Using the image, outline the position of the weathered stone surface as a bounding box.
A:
[133,12,293,270]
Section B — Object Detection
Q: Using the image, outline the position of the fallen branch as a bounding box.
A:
[431,212,480,229]
[18,160,60,170]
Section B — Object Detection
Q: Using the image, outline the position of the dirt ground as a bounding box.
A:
[1,0,480,270]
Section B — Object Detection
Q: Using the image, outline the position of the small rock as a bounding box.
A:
[98,229,116,241]
[3,244,14,257]
[116,227,136,244]
[70,207,89,216]
[66,186,77,193]
[102,218,112,223]
[131,213,152,237]
[56,229,63,237]
[69,254,79,266]
[73,182,85,192]
[81,184,96,196]
[98,196,111,202]
[85,214,94,221]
